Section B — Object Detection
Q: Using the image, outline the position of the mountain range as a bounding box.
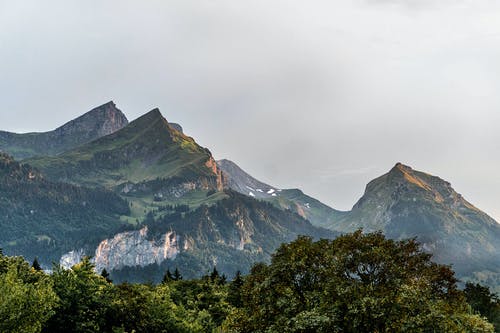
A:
[1,101,499,288]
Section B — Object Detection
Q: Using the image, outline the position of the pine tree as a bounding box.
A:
[173,268,182,281]
[228,270,244,307]
[210,267,219,282]
[162,268,173,283]
[32,257,42,271]
[101,268,112,283]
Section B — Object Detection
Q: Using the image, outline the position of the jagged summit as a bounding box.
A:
[0,101,128,159]
[53,100,128,139]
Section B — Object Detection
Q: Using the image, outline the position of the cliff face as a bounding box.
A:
[0,101,128,159]
[61,227,185,272]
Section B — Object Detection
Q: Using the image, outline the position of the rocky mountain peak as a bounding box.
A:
[54,101,128,138]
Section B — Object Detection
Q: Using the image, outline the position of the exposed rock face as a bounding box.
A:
[60,227,186,272]
[93,227,183,272]
[0,101,129,159]
[60,249,86,269]
[52,101,129,142]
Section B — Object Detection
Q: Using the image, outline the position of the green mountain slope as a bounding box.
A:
[28,109,225,221]
[0,153,129,266]
[217,159,346,228]
[0,101,128,159]
[330,163,500,288]
[60,190,336,282]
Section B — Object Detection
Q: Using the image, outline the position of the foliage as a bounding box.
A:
[0,252,57,333]
[0,153,130,265]
[465,282,500,332]
[224,231,494,332]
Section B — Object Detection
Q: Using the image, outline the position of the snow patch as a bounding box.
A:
[267,189,275,194]
[249,192,255,197]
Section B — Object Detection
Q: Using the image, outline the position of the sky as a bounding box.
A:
[1,0,500,219]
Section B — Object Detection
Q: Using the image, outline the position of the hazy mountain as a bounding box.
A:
[331,163,500,288]
[0,153,129,266]
[217,159,346,228]
[0,101,128,159]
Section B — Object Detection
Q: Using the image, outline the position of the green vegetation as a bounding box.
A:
[110,191,334,282]
[27,109,218,190]
[0,231,497,333]
[0,153,130,265]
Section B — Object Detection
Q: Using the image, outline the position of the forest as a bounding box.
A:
[1,231,499,333]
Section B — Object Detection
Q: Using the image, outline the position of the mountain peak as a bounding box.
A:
[55,101,129,138]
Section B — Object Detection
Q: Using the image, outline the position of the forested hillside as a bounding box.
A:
[0,153,130,265]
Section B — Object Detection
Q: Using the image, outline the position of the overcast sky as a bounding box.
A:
[1,0,500,219]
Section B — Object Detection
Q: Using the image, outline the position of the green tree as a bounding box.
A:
[32,257,42,271]
[225,231,494,332]
[0,254,57,333]
[465,282,500,331]
[43,257,111,333]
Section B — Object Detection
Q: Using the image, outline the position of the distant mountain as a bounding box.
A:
[217,159,346,228]
[0,101,128,159]
[331,163,500,288]
[61,191,335,282]
[0,153,129,266]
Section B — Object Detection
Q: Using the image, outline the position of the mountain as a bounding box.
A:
[20,106,333,280]
[217,159,346,228]
[330,163,500,288]
[0,101,128,159]
[0,153,130,266]
[60,190,335,282]
[27,109,226,223]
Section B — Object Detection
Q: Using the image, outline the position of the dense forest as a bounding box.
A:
[1,231,499,333]
[0,153,130,264]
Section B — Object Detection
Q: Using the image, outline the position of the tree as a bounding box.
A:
[162,268,174,283]
[225,231,495,332]
[100,268,112,283]
[0,254,57,333]
[32,257,42,271]
[228,270,244,307]
[465,282,500,331]
[44,257,112,333]
[173,267,183,281]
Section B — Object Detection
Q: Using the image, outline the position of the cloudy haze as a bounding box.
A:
[1,0,500,219]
